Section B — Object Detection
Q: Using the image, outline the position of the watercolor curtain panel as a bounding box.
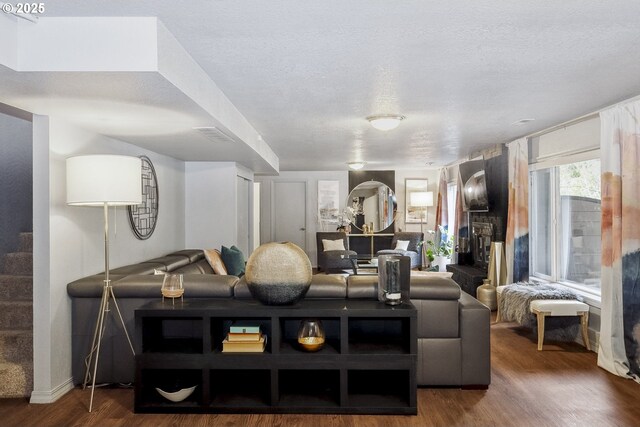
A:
[435,168,449,236]
[505,138,529,284]
[598,100,640,382]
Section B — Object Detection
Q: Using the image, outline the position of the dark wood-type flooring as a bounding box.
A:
[1,315,639,427]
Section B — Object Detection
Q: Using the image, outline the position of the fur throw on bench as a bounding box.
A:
[500,282,581,342]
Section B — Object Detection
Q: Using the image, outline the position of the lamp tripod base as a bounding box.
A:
[82,281,135,412]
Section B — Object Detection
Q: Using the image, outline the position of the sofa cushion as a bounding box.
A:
[112,274,237,298]
[346,275,461,300]
[395,240,410,251]
[143,255,191,271]
[109,262,167,275]
[167,249,205,263]
[204,249,228,275]
[322,239,345,251]
[172,259,215,274]
[221,245,246,276]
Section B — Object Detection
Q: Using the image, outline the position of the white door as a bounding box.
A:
[273,181,306,250]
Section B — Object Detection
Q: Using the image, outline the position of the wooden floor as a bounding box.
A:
[1,316,639,427]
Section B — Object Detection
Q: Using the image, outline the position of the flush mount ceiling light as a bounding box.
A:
[347,162,366,170]
[366,114,405,131]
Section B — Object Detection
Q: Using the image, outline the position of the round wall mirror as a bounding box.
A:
[346,181,397,232]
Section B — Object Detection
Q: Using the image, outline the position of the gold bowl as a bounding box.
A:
[298,336,325,352]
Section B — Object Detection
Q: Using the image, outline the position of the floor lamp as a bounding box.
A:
[66,155,142,412]
[410,191,434,268]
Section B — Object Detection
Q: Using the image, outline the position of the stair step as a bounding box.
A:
[0,301,32,330]
[2,253,32,276]
[0,330,32,362]
[0,276,32,301]
[18,232,33,253]
[0,361,32,398]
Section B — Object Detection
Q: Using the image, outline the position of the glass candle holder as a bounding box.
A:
[161,273,184,305]
[297,319,325,352]
[379,257,402,305]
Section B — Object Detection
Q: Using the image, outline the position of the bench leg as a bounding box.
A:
[535,310,546,351]
[496,292,502,322]
[580,310,590,351]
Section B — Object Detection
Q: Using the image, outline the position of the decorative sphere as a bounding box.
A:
[245,242,312,305]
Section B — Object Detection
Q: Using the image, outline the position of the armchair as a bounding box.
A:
[376,231,424,269]
[316,232,357,273]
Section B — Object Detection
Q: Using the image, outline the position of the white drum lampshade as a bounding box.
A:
[66,155,142,206]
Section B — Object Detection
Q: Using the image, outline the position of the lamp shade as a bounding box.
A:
[410,191,434,208]
[66,155,142,206]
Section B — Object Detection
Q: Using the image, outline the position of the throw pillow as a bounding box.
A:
[221,245,246,277]
[322,239,345,251]
[204,249,228,275]
[394,240,410,251]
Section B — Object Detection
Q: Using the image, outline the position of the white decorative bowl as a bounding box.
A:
[155,385,197,402]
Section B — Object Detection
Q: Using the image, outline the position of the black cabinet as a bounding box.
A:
[134,299,417,415]
[446,264,487,296]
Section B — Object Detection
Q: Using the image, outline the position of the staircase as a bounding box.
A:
[0,232,33,398]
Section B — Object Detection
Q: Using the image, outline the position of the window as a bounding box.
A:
[530,157,601,295]
[446,182,457,234]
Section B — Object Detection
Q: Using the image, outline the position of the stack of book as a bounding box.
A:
[222,323,267,353]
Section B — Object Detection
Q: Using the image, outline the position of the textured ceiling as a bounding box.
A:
[27,1,640,170]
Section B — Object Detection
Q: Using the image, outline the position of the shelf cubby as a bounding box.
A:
[278,369,340,408]
[347,369,411,408]
[137,368,202,409]
[210,317,272,353]
[348,317,411,354]
[141,317,203,353]
[210,369,271,407]
[279,317,341,354]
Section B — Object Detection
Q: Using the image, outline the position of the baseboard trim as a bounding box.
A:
[30,377,74,404]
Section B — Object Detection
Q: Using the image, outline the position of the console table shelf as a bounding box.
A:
[134,299,417,415]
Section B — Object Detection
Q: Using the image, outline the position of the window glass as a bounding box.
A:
[529,157,601,294]
[558,159,601,290]
[530,169,553,277]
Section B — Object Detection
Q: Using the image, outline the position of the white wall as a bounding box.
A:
[0,15,18,69]
[184,162,251,251]
[31,117,185,402]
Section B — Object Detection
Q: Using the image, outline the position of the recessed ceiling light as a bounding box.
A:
[347,162,366,170]
[512,118,535,125]
[366,115,405,131]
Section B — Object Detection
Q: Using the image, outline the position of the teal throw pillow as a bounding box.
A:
[221,245,246,277]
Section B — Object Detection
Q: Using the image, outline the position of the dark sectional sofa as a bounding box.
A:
[67,249,491,388]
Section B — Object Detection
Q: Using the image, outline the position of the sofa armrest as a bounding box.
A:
[459,291,491,387]
[409,276,461,300]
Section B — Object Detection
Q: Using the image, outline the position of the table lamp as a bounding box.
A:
[410,191,434,267]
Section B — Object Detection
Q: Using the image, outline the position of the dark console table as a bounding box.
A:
[134,299,417,415]
[446,264,487,297]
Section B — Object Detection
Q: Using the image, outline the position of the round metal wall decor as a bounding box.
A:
[128,155,159,240]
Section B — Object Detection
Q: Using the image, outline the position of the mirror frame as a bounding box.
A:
[405,178,429,224]
[346,180,397,233]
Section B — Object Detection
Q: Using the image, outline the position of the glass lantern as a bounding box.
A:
[161,273,184,305]
[378,257,402,305]
[297,319,325,352]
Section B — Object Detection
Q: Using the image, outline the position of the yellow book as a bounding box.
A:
[222,335,266,353]
[227,332,262,342]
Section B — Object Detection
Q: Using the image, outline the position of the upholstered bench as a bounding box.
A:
[529,299,590,351]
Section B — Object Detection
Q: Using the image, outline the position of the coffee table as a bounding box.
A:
[343,254,378,275]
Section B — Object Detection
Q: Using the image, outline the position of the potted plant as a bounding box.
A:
[424,225,454,271]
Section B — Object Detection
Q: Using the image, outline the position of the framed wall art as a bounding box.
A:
[405,178,430,224]
[317,180,340,224]
[128,155,159,240]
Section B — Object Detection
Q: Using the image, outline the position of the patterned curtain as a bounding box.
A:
[435,168,448,235]
[505,138,529,284]
[598,100,640,382]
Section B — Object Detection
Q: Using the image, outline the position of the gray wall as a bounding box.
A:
[0,112,32,268]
